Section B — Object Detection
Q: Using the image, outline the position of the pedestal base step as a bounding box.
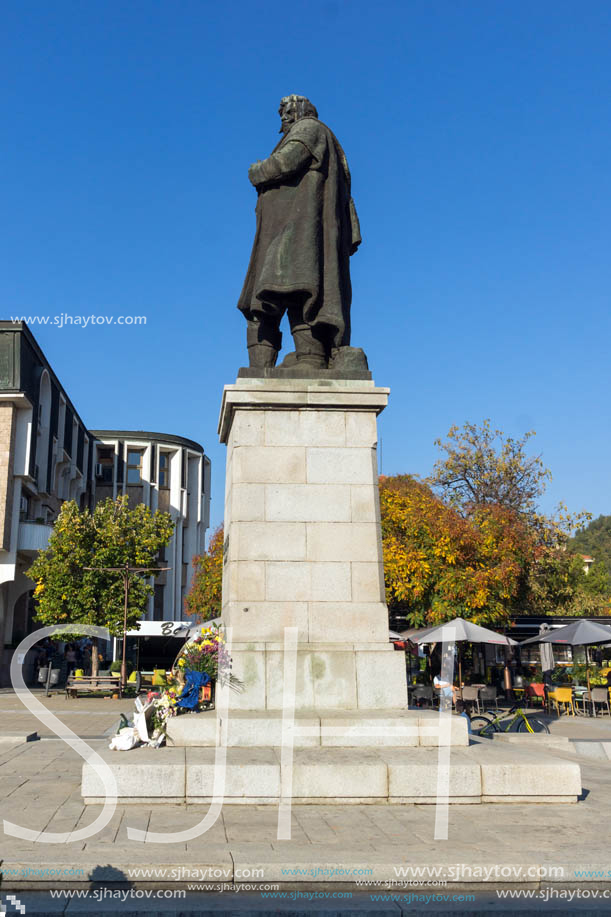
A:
[165,709,468,748]
[82,742,581,805]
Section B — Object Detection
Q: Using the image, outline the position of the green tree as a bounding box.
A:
[387,419,601,623]
[570,515,611,578]
[580,559,611,598]
[429,420,551,522]
[184,524,224,623]
[527,546,585,616]
[28,496,174,674]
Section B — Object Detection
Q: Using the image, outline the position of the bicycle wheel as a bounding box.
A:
[470,715,498,737]
[517,716,550,734]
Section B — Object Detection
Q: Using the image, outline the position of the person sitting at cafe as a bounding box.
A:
[433,672,458,703]
[432,648,459,706]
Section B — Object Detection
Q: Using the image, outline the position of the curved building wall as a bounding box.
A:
[91,431,211,622]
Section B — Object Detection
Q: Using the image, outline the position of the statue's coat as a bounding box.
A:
[238,117,361,349]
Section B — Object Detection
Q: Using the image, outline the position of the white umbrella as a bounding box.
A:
[416,618,517,646]
[415,617,517,700]
[399,625,437,641]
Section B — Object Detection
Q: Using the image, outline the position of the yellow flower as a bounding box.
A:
[178,658,186,668]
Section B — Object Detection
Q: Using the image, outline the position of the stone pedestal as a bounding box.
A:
[218,378,407,711]
[81,376,583,807]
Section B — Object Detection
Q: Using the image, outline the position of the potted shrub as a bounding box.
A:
[110,659,134,676]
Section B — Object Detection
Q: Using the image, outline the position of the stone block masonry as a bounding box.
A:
[217,379,407,711]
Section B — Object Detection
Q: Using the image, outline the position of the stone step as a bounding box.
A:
[491,732,572,750]
[491,732,611,761]
[0,732,38,745]
[570,740,611,761]
[165,708,468,748]
[82,742,582,805]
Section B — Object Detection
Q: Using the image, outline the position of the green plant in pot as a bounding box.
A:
[110,659,134,675]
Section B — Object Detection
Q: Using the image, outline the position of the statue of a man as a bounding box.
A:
[238,95,363,371]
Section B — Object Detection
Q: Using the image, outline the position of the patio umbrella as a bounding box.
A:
[538,623,555,677]
[397,626,438,680]
[520,619,611,691]
[399,626,437,641]
[415,617,517,699]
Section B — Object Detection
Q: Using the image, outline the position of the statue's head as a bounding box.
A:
[279,95,318,133]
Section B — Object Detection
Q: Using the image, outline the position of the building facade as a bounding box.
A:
[0,322,210,682]
[90,431,210,622]
[0,322,93,677]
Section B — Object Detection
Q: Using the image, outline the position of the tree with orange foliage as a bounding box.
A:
[184,524,224,623]
[379,475,532,628]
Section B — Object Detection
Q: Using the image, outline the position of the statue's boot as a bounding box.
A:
[291,323,327,369]
[246,319,281,369]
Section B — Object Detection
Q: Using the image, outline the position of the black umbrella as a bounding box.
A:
[520,620,611,691]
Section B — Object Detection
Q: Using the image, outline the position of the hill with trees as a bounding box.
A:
[570,515,611,578]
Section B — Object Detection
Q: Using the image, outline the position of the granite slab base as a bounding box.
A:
[82,740,581,805]
[164,708,468,748]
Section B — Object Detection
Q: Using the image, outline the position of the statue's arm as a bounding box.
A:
[248,140,313,188]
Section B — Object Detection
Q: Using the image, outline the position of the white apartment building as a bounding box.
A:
[90,431,211,622]
[0,323,211,684]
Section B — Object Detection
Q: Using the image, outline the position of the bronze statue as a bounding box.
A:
[238,95,367,374]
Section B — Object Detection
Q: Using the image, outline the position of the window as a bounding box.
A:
[97,446,115,484]
[153,585,164,621]
[159,452,171,488]
[150,444,157,484]
[127,449,144,484]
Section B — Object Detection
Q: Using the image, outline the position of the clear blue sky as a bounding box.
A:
[2,0,610,533]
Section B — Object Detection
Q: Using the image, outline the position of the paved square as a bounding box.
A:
[2,692,611,916]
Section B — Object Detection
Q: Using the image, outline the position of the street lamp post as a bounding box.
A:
[84,562,170,695]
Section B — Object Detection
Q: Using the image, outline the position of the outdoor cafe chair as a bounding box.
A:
[549,686,575,717]
[525,683,545,707]
[461,686,481,714]
[412,686,434,708]
[588,687,611,717]
[479,685,499,712]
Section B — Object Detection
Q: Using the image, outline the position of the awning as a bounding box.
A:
[125,621,198,638]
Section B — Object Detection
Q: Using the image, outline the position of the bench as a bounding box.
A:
[65,675,122,698]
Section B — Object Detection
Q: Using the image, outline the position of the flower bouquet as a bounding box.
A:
[174,624,242,710]
[149,686,181,737]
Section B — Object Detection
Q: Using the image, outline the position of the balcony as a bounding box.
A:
[18,521,54,554]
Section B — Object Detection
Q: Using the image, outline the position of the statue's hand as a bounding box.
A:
[248,161,263,187]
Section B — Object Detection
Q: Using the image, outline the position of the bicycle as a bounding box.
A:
[470,703,550,736]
